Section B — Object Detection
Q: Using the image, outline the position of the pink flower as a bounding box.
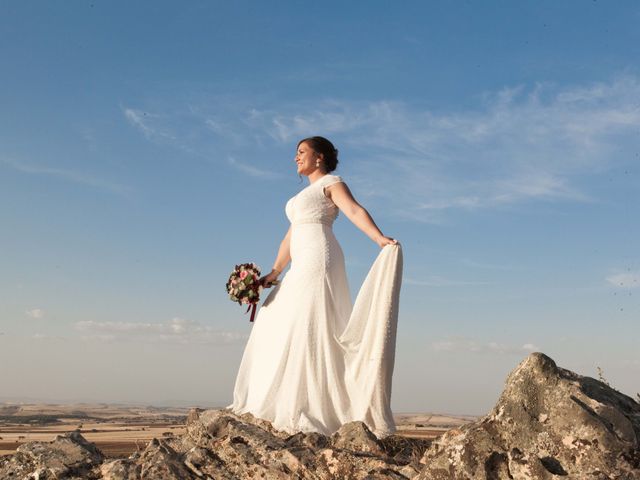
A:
[240,270,248,280]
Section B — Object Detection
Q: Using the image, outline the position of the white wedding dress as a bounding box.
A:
[228,174,403,437]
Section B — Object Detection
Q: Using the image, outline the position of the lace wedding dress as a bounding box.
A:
[228,174,403,437]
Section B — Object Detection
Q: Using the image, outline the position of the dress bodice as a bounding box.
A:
[286,174,343,226]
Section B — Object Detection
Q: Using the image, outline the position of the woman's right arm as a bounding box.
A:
[261,225,292,287]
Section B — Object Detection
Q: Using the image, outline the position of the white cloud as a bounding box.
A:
[1,157,131,196]
[404,276,490,287]
[247,77,639,221]
[32,333,66,341]
[227,156,282,179]
[458,258,516,270]
[606,272,640,289]
[74,317,249,345]
[432,338,540,355]
[122,75,640,221]
[123,106,210,158]
[123,108,165,139]
[26,308,45,319]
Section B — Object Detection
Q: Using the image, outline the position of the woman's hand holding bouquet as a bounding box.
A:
[226,262,281,322]
[260,269,281,288]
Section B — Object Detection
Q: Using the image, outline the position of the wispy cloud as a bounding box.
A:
[1,157,131,196]
[122,75,640,221]
[247,77,639,220]
[432,338,540,355]
[75,317,248,345]
[25,308,45,319]
[227,156,283,179]
[606,271,640,289]
[404,276,490,287]
[123,106,215,159]
[123,108,173,140]
[33,333,66,341]
[458,258,517,270]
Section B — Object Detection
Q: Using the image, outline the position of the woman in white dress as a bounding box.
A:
[228,136,403,437]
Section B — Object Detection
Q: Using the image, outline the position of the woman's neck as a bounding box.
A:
[308,170,327,184]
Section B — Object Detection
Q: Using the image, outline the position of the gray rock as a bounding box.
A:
[136,438,198,479]
[418,352,640,479]
[4,353,634,479]
[332,421,386,456]
[0,430,103,479]
[100,458,140,480]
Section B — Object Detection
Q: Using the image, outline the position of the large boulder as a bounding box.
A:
[418,352,640,479]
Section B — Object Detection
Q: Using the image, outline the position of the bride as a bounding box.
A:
[228,136,403,437]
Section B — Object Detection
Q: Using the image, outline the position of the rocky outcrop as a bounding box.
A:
[0,430,103,479]
[1,353,638,479]
[418,352,640,479]
[152,409,428,479]
[0,409,429,479]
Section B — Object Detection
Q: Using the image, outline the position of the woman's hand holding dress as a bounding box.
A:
[326,182,398,249]
[375,235,398,248]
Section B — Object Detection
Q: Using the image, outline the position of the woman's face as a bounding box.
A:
[295,141,321,176]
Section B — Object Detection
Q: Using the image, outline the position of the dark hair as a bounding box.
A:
[297,136,339,173]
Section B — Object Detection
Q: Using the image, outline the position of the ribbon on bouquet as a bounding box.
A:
[246,303,257,322]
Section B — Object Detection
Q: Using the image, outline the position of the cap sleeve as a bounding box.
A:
[322,174,343,188]
[320,175,344,199]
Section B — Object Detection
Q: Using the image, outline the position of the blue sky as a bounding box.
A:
[1,1,638,414]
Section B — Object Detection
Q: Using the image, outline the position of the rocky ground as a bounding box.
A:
[0,405,462,457]
[1,352,638,479]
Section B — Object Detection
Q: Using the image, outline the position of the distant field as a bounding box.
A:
[393,412,477,440]
[0,403,189,457]
[0,404,476,457]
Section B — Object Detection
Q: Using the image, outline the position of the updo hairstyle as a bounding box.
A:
[298,136,339,173]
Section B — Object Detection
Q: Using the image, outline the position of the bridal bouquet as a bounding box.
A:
[226,262,263,322]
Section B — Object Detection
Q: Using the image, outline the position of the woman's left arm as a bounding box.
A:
[326,182,398,248]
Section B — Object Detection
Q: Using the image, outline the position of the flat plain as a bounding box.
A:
[0,403,476,458]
